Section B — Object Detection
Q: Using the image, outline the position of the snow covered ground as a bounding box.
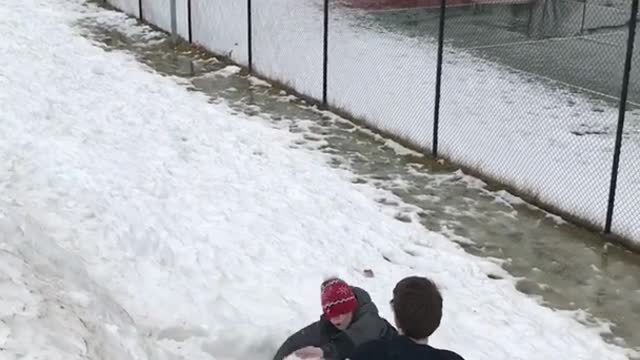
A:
[108,0,640,245]
[0,0,638,359]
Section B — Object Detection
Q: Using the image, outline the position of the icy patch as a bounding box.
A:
[156,325,208,342]
[454,170,489,190]
[439,226,476,246]
[496,190,568,225]
[277,94,298,103]
[545,213,569,226]
[495,190,527,206]
[491,195,516,209]
[79,7,162,43]
[383,139,423,157]
[248,76,272,88]
[213,65,242,77]
[412,194,441,203]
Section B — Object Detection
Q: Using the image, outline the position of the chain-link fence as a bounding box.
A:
[253,0,325,99]
[327,2,437,148]
[140,0,189,38]
[191,0,248,66]
[438,1,630,232]
[107,0,139,17]
[613,5,640,242]
[104,0,640,246]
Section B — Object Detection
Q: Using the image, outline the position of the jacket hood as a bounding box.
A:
[352,286,379,319]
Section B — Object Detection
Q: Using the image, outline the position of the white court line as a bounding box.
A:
[465,31,628,50]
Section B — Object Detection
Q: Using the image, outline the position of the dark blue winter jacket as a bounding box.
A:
[350,335,464,360]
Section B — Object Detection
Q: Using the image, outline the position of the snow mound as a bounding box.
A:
[0,210,164,359]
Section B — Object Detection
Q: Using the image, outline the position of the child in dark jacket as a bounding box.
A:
[350,276,465,360]
[273,278,397,360]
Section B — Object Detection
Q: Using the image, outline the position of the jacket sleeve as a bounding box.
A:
[321,308,393,360]
[273,321,326,360]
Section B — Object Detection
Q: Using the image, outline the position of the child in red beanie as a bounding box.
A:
[273,278,397,360]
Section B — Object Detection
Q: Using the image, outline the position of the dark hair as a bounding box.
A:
[392,276,443,339]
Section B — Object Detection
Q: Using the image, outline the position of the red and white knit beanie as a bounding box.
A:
[321,278,358,318]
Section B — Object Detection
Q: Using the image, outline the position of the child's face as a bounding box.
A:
[329,312,353,330]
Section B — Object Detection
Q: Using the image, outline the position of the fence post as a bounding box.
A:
[188,0,193,43]
[247,0,253,73]
[139,0,143,20]
[322,0,329,107]
[604,0,639,234]
[432,0,446,158]
[540,0,548,37]
[170,0,178,42]
[580,0,588,34]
